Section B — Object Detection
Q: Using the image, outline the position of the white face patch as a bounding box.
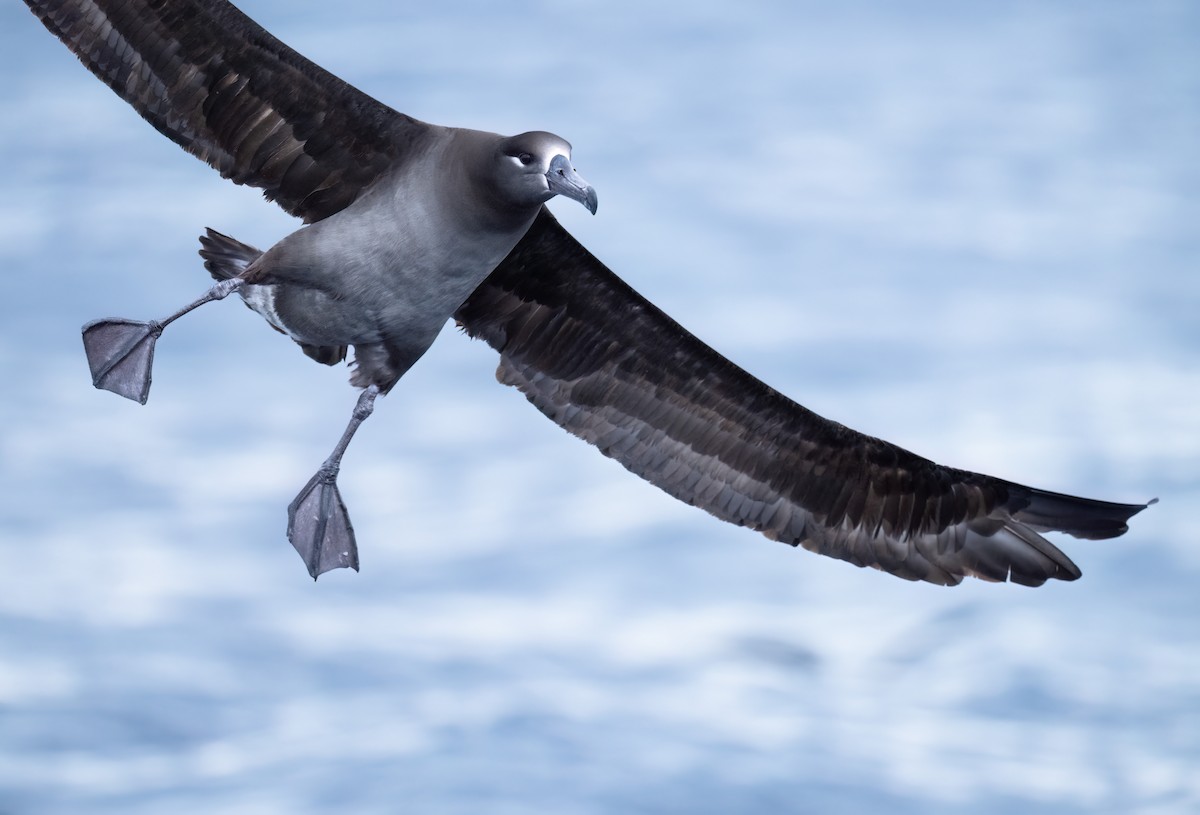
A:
[547,148,571,171]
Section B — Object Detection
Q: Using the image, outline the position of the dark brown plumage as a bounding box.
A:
[28,0,420,222]
[458,212,1147,586]
[23,0,1149,585]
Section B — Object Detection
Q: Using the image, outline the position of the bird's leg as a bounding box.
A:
[287,384,380,579]
[81,278,245,404]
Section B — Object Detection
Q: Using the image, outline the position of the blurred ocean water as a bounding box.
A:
[0,1,1197,813]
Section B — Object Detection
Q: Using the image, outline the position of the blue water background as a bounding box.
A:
[1,1,1197,813]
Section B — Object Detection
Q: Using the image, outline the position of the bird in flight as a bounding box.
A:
[23,0,1149,585]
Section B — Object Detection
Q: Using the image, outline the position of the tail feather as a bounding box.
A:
[1011,487,1153,540]
[199,227,262,280]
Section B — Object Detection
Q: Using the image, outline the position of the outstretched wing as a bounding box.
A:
[24,0,430,222]
[458,210,1148,586]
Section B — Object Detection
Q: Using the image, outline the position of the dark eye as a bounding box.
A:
[518,152,533,165]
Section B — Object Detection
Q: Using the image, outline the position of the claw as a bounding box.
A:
[81,318,162,404]
[286,467,361,579]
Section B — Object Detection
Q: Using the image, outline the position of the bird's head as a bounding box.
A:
[493,131,598,215]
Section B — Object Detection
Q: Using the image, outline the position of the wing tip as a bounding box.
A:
[1011,487,1154,541]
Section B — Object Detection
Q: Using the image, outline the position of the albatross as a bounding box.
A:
[23,0,1149,585]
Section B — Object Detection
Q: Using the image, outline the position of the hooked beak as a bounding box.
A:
[547,154,598,215]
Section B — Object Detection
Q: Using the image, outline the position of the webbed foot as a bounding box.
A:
[287,466,361,580]
[80,278,245,404]
[81,318,162,404]
[285,385,379,579]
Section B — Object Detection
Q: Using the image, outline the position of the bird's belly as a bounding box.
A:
[267,233,514,349]
[256,183,534,358]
